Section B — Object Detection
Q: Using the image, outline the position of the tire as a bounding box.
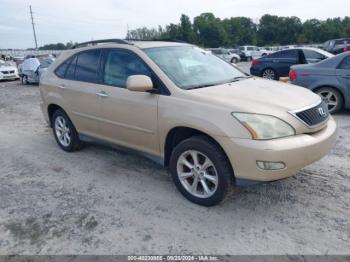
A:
[315,87,343,114]
[52,109,82,152]
[231,57,238,64]
[261,68,277,80]
[246,56,252,62]
[22,76,28,85]
[169,136,233,206]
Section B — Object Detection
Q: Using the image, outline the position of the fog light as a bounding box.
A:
[256,161,286,170]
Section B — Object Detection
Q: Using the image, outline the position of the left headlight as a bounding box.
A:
[232,113,295,140]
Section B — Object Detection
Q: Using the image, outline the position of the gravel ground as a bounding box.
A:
[0,79,349,255]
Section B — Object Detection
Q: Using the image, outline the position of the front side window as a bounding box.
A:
[339,56,350,70]
[144,46,245,90]
[75,50,101,83]
[103,50,152,88]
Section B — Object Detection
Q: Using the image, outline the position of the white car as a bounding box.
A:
[0,60,19,81]
[238,46,269,61]
[209,48,241,63]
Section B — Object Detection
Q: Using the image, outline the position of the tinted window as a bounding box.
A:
[247,47,254,51]
[339,56,350,70]
[269,50,298,59]
[75,50,101,83]
[211,49,220,54]
[303,50,325,61]
[335,39,350,45]
[55,57,73,78]
[65,55,77,80]
[103,50,152,88]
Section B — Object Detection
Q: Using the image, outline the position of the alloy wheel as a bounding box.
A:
[176,150,218,198]
[262,69,275,80]
[317,90,338,112]
[54,116,71,147]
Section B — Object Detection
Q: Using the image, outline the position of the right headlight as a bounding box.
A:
[232,113,295,140]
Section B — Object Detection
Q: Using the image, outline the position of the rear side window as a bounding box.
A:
[339,56,350,70]
[65,55,77,80]
[75,50,101,83]
[55,57,73,78]
[269,50,298,59]
[103,49,152,88]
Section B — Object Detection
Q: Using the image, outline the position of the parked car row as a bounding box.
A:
[250,47,333,80]
[249,46,350,113]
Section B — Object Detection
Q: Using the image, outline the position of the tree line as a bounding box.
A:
[126,13,350,47]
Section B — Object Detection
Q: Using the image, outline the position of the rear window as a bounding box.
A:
[335,39,350,45]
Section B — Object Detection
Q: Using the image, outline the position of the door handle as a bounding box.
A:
[58,84,65,89]
[341,75,350,78]
[96,91,109,97]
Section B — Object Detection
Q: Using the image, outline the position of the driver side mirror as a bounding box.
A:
[127,75,153,92]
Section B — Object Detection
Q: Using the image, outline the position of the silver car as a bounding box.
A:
[290,52,350,113]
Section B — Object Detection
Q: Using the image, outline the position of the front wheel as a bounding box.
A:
[169,136,233,206]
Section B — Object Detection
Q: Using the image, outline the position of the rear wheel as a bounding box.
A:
[261,68,277,80]
[231,57,238,64]
[315,87,343,114]
[52,109,82,152]
[246,56,252,62]
[169,136,233,206]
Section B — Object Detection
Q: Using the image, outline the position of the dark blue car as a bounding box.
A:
[250,48,333,80]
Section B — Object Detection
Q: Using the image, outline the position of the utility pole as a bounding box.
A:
[29,5,38,49]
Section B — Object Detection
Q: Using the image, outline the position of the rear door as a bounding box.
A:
[336,56,350,91]
[264,50,299,76]
[97,49,160,155]
[58,49,103,137]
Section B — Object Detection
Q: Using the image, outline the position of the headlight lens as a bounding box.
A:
[232,113,295,140]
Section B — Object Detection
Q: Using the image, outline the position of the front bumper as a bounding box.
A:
[215,117,337,182]
[0,73,19,80]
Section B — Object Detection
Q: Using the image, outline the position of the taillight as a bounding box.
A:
[289,70,297,80]
[344,47,349,52]
[251,60,260,66]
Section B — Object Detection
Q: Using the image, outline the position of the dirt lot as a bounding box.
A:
[0,79,349,255]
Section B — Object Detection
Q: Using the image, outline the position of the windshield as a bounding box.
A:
[143,46,245,90]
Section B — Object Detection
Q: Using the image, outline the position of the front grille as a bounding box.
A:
[1,70,15,75]
[293,101,329,127]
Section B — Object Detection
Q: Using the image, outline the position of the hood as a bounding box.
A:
[188,77,320,114]
[0,65,17,71]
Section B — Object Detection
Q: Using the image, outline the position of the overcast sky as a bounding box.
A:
[1,0,349,49]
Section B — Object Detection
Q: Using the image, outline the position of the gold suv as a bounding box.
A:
[40,39,337,206]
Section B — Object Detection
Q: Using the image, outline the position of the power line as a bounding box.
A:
[29,5,38,49]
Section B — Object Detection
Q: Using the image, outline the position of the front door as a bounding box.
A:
[97,49,159,155]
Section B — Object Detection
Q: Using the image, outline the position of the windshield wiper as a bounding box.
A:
[228,75,252,83]
[186,83,217,90]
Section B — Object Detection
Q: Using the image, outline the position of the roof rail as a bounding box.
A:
[126,38,187,43]
[72,39,131,49]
